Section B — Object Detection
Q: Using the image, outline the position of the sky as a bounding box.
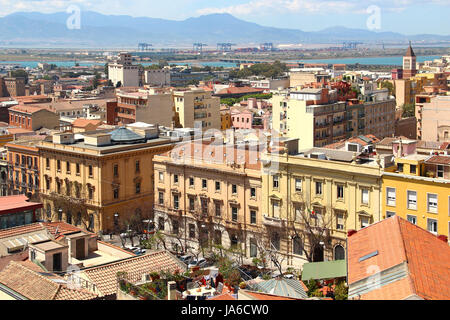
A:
[0,0,449,35]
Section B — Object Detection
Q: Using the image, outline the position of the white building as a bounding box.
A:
[108,53,141,87]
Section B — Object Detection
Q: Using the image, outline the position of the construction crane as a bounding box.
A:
[217,43,236,52]
[138,43,153,52]
[193,43,207,53]
[259,43,274,51]
[342,41,362,50]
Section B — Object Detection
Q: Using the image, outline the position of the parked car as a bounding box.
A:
[179,254,193,265]
[188,258,207,269]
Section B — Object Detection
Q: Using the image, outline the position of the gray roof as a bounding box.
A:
[253,278,308,299]
[110,127,146,144]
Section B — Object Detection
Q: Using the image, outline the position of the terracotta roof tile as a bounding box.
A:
[82,250,186,297]
[348,216,450,300]
[425,155,450,165]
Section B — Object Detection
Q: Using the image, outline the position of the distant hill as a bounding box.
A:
[0,11,449,47]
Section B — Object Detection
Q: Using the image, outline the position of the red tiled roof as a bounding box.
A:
[0,195,42,216]
[216,86,264,95]
[9,104,53,114]
[0,261,98,300]
[208,292,236,300]
[348,216,450,300]
[42,221,95,240]
[426,155,450,165]
[240,290,302,300]
[82,250,186,297]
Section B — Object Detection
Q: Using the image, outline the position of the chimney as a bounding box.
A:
[171,121,175,130]
[398,138,403,158]
[437,235,448,243]
[167,281,177,300]
[347,230,357,237]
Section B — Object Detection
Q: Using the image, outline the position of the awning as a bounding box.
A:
[301,260,347,281]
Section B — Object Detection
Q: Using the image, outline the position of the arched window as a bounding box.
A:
[270,232,280,251]
[230,234,238,248]
[292,236,303,255]
[334,245,345,260]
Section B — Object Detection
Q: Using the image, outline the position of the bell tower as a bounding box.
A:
[403,41,417,78]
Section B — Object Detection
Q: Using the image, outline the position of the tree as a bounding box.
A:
[334,280,348,300]
[380,81,394,95]
[401,103,415,118]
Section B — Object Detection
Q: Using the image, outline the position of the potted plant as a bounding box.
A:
[149,272,160,281]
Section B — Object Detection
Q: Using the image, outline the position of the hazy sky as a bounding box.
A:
[0,0,449,35]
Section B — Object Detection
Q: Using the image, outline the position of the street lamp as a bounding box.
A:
[58,208,62,221]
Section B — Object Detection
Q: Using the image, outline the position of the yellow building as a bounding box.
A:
[153,139,263,258]
[220,107,231,131]
[173,88,221,130]
[262,148,383,268]
[382,154,450,238]
[38,126,175,233]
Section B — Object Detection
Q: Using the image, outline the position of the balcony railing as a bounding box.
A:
[262,215,285,228]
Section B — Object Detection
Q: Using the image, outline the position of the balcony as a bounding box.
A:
[262,215,285,228]
[315,122,330,128]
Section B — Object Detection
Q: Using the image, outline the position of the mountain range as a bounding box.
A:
[1,11,449,47]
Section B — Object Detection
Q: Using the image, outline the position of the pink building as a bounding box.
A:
[231,107,253,129]
[418,95,450,142]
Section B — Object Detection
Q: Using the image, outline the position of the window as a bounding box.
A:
[250,239,257,257]
[250,210,256,224]
[407,215,417,225]
[230,235,238,248]
[173,194,179,209]
[437,165,444,178]
[173,174,179,184]
[427,194,438,213]
[202,179,207,189]
[201,198,208,215]
[46,158,50,169]
[386,211,396,218]
[172,220,179,234]
[214,230,222,245]
[158,192,164,205]
[232,184,237,194]
[215,202,221,217]
[66,161,70,174]
[410,165,416,174]
[273,175,279,189]
[88,187,93,200]
[57,160,61,172]
[135,160,140,173]
[231,206,238,222]
[293,236,303,255]
[250,187,256,198]
[189,177,194,187]
[295,179,302,192]
[135,183,141,194]
[113,188,119,199]
[113,164,118,177]
[361,189,369,205]
[334,245,345,260]
[315,181,322,195]
[215,181,220,192]
[188,197,195,211]
[270,233,280,251]
[76,163,80,175]
[337,185,344,199]
[66,212,72,225]
[159,172,164,182]
[386,187,396,206]
[427,218,438,234]
[88,165,93,177]
[158,217,165,231]
[407,190,417,210]
[189,224,195,239]
[336,213,345,230]
[272,201,280,218]
[397,163,403,172]
[361,217,369,228]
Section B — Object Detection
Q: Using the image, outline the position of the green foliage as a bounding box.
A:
[402,103,415,118]
[334,281,348,300]
[380,81,394,95]
[10,69,28,80]
[311,289,324,297]
[229,61,288,79]
[220,93,272,106]
[306,279,319,297]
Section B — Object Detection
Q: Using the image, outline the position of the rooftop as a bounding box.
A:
[301,260,347,281]
[0,195,43,216]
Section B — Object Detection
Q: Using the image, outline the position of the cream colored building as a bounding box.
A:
[153,139,263,258]
[108,53,141,87]
[38,126,175,233]
[261,148,383,269]
[173,89,221,130]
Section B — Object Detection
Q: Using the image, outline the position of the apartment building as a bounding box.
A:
[8,105,60,131]
[5,140,40,197]
[153,139,263,258]
[37,126,175,233]
[415,95,450,141]
[220,107,231,130]
[290,70,331,87]
[382,153,450,239]
[107,87,176,126]
[108,53,141,87]
[144,69,171,87]
[261,148,383,268]
[3,77,25,97]
[272,88,347,149]
[173,88,220,130]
